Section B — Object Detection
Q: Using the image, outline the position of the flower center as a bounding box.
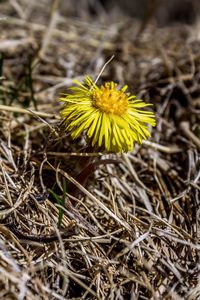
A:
[92,82,128,115]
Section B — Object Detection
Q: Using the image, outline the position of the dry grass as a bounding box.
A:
[0,1,200,299]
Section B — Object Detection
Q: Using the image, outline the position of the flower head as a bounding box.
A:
[60,76,156,152]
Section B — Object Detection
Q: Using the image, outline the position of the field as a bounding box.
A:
[0,1,200,299]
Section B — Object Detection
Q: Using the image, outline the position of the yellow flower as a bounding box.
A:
[60,76,156,152]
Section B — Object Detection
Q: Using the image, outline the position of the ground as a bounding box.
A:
[0,1,200,299]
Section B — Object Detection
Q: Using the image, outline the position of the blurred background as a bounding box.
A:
[1,0,200,24]
[59,0,199,25]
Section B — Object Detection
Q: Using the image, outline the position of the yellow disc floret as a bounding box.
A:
[92,82,128,115]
